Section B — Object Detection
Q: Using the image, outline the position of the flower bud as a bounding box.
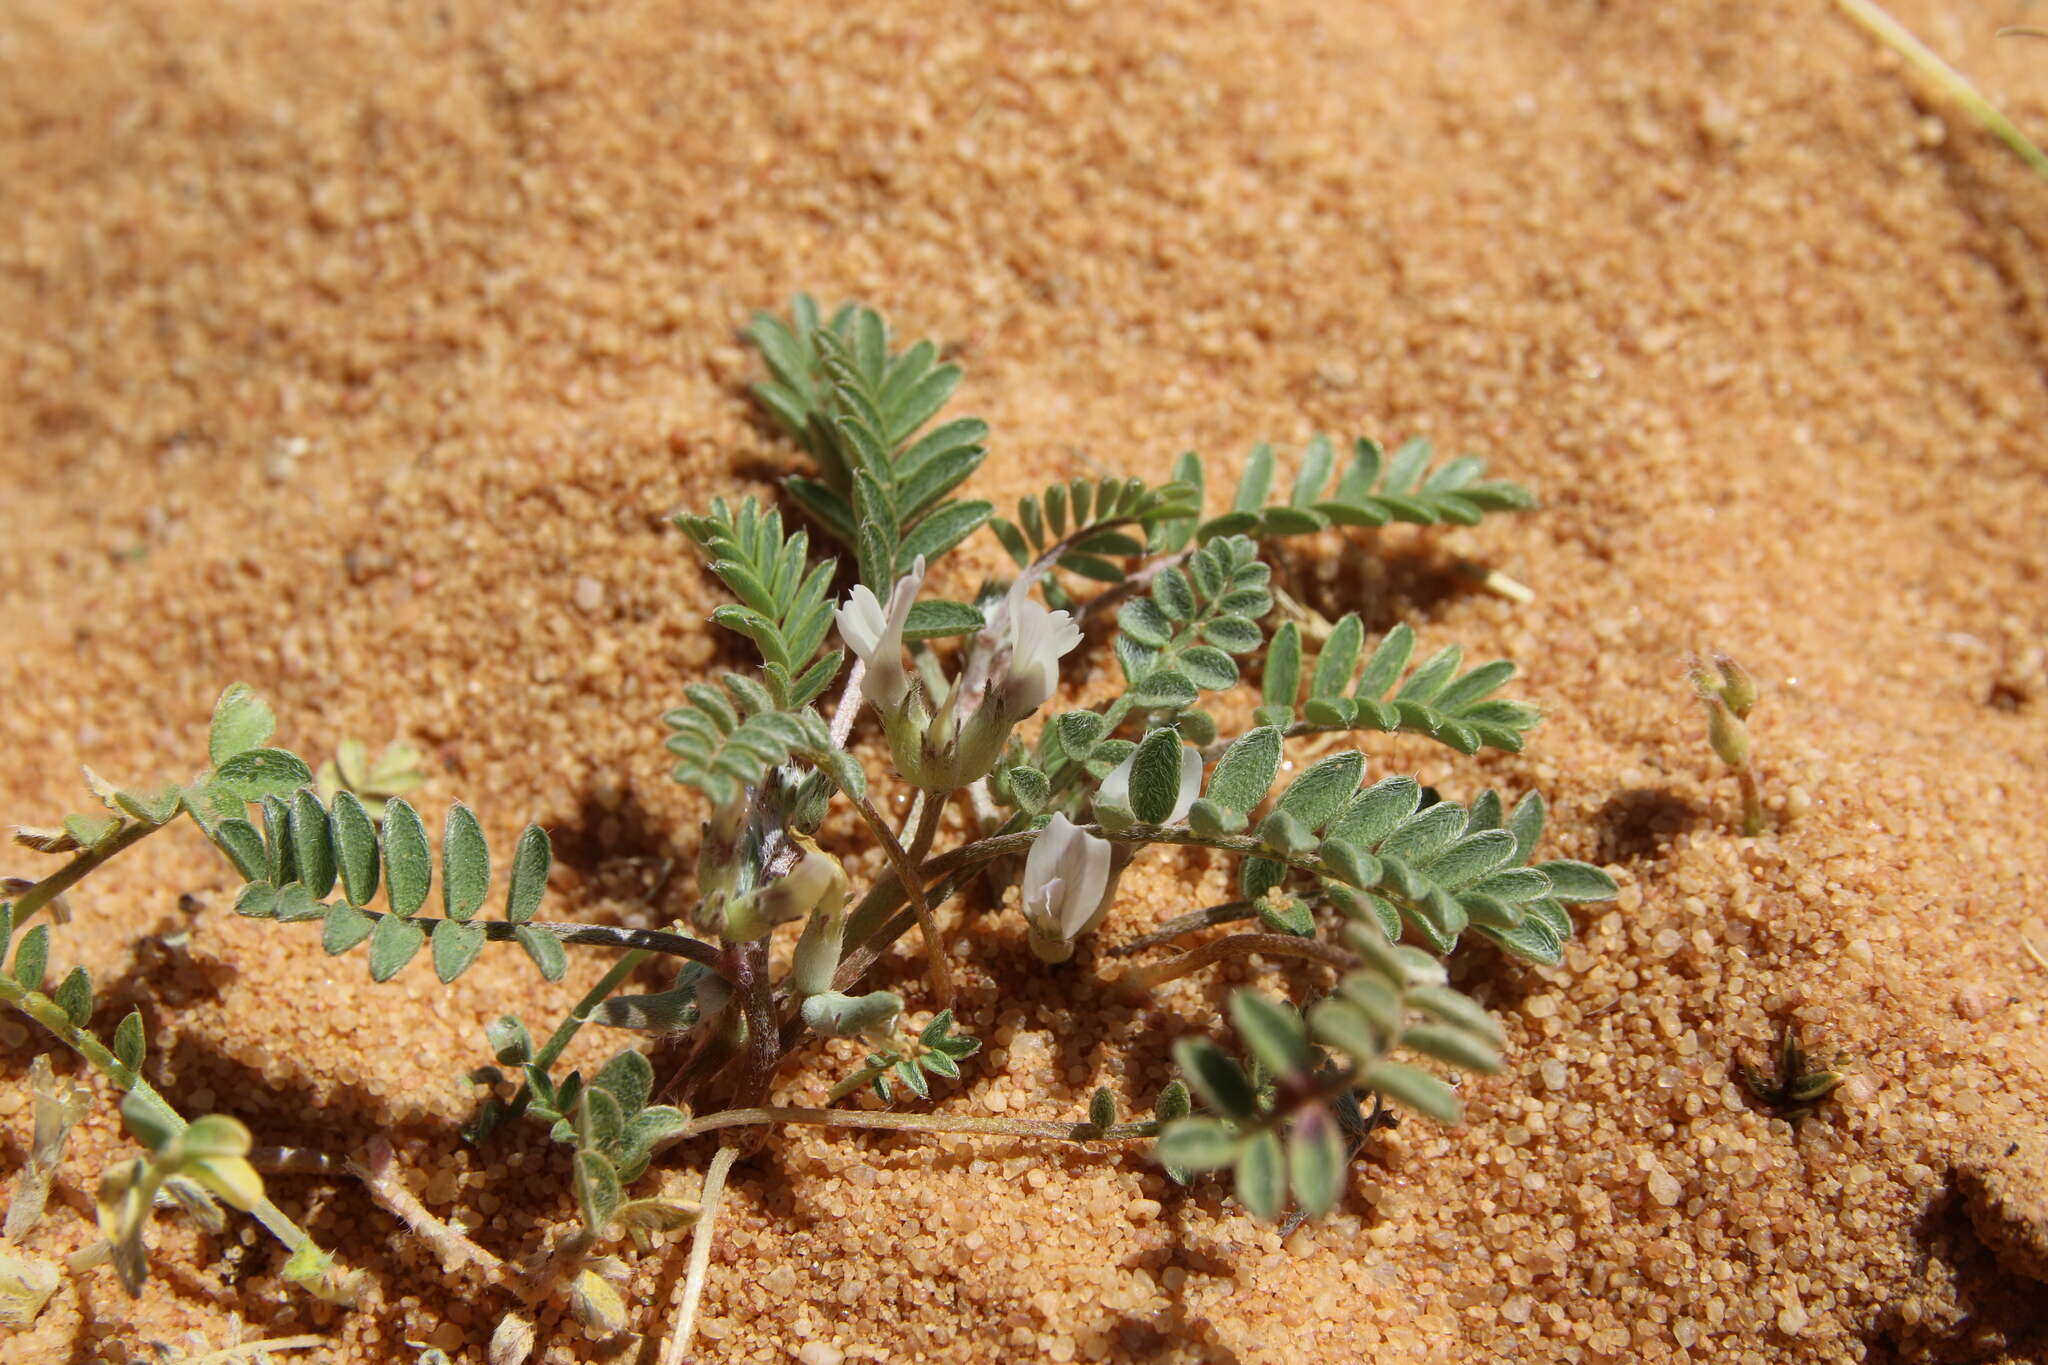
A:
[836,559,926,714]
[988,590,1082,723]
[801,989,903,1040]
[791,893,848,998]
[722,837,846,943]
[1019,813,1118,962]
[692,795,754,937]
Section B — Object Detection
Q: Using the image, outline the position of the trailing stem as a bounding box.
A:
[11,818,165,928]
[852,793,953,1009]
[1112,932,1352,996]
[661,1143,739,1365]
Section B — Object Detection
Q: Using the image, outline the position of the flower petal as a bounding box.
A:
[835,586,887,658]
[1096,752,1134,812]
[1022,812,1078,911]
[1057,833,1113,941]
[1171,745,1203,824]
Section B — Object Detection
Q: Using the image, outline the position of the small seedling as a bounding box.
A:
[1689,652,1765,836]
[1741,1024,1848,1125]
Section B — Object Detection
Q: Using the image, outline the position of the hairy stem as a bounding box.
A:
[1108,901,1256,956]
[496,948,656,1129]
[854,794,952,1009]
[681,1104,1157,1143]
[249,1146,348,1176]
[1835,0,2048,178]
[1737,767,1767,838]
[735,941,780,1119]
[827,659,868,749]
[182,1337,328,1365]
[1077,546,1193,624]
[838,820,1393,985]
[10,817,166,928]
[350,1136,514,1291]
[662,1143,739,1365]
[334,909,719,967]
[537,949,655,1071]
[1112,932,1352,996]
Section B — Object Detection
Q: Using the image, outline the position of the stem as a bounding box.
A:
[539,950,655,1071]
[655,1025,733,1109]
[1112,932,1351,996]
[0,974,342,1286]
[735,942,779,1116]
[681,1104,1157,1143]
[1108,901,1256,956]
[1269,578,1335,642]
[1202,711,1507,762]
[495,948,655,1129]
[333,910,719,967]
[350,1136,515,1292]
[662,1144,739,1365]
[10,818,165,928]
[853,795,953,1009]
[1454,560,1535,603]
[1077,546,1193,625]
[828,659,868,749]
[831,825,1161,986]
[963,778,1003,838]
[1736,768,1767,838]
[1836,0,2048,179]
[835,822,1409,999]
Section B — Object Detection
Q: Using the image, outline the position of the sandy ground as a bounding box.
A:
[4,0,2048,1361]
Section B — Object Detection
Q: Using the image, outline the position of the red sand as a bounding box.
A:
[4,1,2048,1361]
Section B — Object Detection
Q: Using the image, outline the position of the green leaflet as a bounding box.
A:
[1205,727,1281,814]
[1189,434,1535,541]
[739,297,996,589]
[995,475,1199,588]
[1229,990,1311,1078]
[1126,729,1187,824]
[329,790,380,906]
[212,749,313,801]
[380,798,432,918]
[1287,1104,1349,1216]
[1275,752,1365,832]
[1233,1131,1287,1221]
[366,914,426,982]
[208,684,276,769]
[1114,535,1272,718]
[441,804,489,923]
[663,677,831,808]
[431,920,486,983]
[505,826,551,926]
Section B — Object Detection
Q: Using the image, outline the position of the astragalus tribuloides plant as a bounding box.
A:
[0,296,1616,1358]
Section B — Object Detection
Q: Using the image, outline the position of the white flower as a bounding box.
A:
[1095,743,1202,825]
[835,557,926,712]
[990,586,1082,722]
[941,582,1083,788]
[1019,813,1116,963]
